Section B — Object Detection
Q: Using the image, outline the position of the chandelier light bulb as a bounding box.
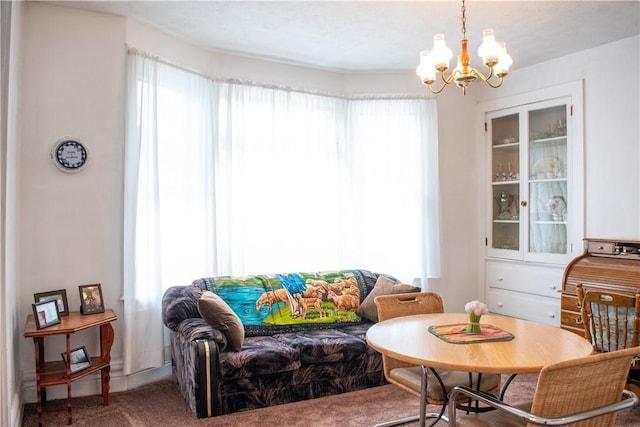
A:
[494,42,513,76]
[478,29,502,67]
[416,50,437,84]
[431,34,453,71]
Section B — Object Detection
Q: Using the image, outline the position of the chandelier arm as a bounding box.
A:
[427,83,448,95]
[483,76,505,89]
[440,70,457,85]
[427,71,457,94]
[471,67,504,89]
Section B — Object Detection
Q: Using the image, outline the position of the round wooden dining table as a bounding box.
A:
[366,313,594,427]
[366,312,594,374]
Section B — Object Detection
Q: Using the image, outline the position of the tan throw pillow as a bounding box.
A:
[356,275,420,322]
[198,291,245,351]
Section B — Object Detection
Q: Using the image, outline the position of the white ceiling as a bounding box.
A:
[43,0,640,73]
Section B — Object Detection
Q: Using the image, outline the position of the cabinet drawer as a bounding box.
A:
[486,288,560,327]
[561,294,581,311]
[560,309,584,330]
[486,261,563,298]
[561,323,587,337]
[587,241,615,254]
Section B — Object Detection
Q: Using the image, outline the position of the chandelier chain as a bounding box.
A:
[461,0,467,38]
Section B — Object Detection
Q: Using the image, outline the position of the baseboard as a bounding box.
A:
[9,386,22,427]
[21,360,172,404]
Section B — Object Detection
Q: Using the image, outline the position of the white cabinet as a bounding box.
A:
[480,81,584,324]
[485,260,562,326]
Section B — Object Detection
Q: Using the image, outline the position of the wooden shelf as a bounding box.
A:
[24,309,117,426]
[38,356,110,386]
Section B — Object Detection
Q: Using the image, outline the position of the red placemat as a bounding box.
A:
[429,323,514,344]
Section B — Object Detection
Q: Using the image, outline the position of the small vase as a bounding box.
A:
[466,314,482,334]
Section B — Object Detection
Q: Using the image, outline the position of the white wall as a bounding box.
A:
[19,2,127,402]
[13,0,640,411]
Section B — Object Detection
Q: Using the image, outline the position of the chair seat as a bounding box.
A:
[389,366,501,402]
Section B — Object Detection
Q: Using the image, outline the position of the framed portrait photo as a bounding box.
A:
[79,283,104,314]
[61,346,92,373]
[34,289,69,316]
[32,299,61,329]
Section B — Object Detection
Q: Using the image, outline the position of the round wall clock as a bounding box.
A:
[51,138,88,173]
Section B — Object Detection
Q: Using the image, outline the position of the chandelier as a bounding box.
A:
[416,0,512,95]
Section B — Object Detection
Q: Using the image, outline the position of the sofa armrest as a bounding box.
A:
[162,284,204,330]
[176,318,228,351]
[170,321,225,418]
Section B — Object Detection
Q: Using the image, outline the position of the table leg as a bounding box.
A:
[418,366,425,427]
[499,374,518,400]
[33,338,44,427]
[66,334,72,425]
[100,323,115,405]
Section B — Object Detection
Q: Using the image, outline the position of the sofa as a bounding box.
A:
[161,269,419,418]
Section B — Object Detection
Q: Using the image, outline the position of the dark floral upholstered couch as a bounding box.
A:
[161,269,419,418]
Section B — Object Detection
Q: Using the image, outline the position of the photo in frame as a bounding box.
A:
[78,283,104,314]
[32,299,61,329]
[61,346,91,373]
[34,289,69,316]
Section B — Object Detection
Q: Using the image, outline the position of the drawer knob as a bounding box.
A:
[576,316,583,325]
[598,245,604,250]
[496,276,504,282]
[547,312,556,318]
[497,302,504,307]
[549,284,557,290]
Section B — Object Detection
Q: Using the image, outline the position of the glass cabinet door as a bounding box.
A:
[486,93,577,263]
[527,103,569,257]
[489,112,521,255]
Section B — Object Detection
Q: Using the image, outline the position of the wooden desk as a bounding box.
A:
[561,238,640,336]
[24,309,117,426]
[366,313,593,427]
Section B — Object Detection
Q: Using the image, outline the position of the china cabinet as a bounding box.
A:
[480,81,584,326]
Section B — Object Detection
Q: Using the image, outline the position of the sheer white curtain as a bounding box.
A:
[124,50,440,374]
[214,84,348,274]
[345,98,440,283]
[123,52,217,374]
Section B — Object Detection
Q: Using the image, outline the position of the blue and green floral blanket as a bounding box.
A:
[204,270,367,335]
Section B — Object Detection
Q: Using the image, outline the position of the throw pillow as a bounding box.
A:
[356,275,420,322]
[198,291,245,351]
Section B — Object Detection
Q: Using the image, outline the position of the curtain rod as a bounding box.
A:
[127,46,432,101]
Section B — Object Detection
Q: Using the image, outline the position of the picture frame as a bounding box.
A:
[78,283,105,315]
[61,346,91,374]
[32,299,61,330]
[34,289,69,317]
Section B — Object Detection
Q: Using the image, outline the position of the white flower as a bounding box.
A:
[465,301,489,316]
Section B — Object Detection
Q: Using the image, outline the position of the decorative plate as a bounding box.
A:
[533,156,562,179]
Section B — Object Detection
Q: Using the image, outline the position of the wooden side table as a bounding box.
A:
[24,309,117,426]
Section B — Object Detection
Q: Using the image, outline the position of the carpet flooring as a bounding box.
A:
[22,374,640,426]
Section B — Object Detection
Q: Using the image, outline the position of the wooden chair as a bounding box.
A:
[448,346,640,426]
[373,292,501,427]
[577,284,640,398]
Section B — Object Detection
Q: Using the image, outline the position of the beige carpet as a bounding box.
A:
[22,375,640,426]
